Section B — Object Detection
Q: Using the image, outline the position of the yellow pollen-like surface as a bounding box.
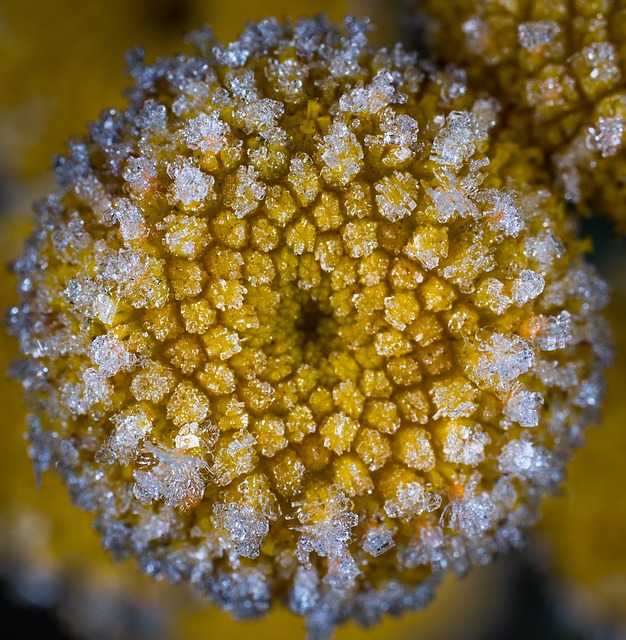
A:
[6,15,612,640]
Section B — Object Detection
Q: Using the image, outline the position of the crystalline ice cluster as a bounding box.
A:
[7,16,613,639]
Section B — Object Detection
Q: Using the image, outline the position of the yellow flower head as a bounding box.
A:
[6,17,613,638]
[419,0,626,230]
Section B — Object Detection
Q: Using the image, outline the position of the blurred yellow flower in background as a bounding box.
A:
[415,0,626,232]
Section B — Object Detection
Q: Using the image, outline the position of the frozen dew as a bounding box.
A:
[72,172,113,221]
[361,525,396,557]
[320,119,364,186]
[50,211,91,259]
[133,442,208,512]
[181,112,231,154]
[440,241,495,293]
[135,99,168,134]
[7,16,613,639]
[172,81,216,118]
[380,109,419,148]
[517,21,562,53]
[167,157,214,209]
[364,107,420,168]
[88,335,136,377]
[586,115,626,158]
[223,165,267,217]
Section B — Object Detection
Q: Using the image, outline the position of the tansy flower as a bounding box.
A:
[6,16,612,639]
[417,0,626,231]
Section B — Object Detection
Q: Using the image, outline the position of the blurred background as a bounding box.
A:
[0,1,625,639]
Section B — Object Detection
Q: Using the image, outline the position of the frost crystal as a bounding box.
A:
[320,120,364,186]
[375,171,420,222]
[511,269,545,305]
[88,335,136,377]
[361,526,396,557]
[586,115,626,158]
[102,405,153,464]
[503,387,543,427]
[213,503,269,559]
[181,112,230,154]
[518,21,561,51]
[442,421,491,466]
[384,481,442,521]
[122,155,158,193]
[471,332,534,390]
[224,165,266,217]
[295,488,358,568]
[111,198,148,244]
[498,439,556,488]
[167,157,214,208]
[133,443,208,512]
[536,311,572,351]
[431,100,497,167]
